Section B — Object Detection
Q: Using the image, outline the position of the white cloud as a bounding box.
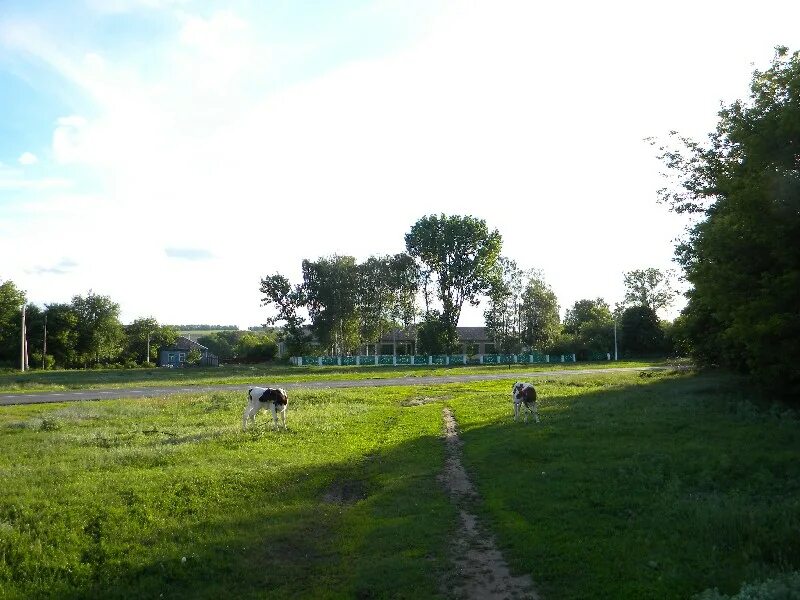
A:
[18,152,38,165]
[5,0,800,326]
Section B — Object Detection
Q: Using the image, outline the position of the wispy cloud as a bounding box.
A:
[0,162,71,190]
[165,247,214,261]
[26,258,78,275]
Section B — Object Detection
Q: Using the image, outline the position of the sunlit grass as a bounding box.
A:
[0,360,670,393]
[0,387,455,598]
[2,369,794,599]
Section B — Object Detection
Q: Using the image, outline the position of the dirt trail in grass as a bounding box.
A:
[440,407,538,599]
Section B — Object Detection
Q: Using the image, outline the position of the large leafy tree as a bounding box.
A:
[405,214,502,336]
[70,291,124,367]
[0,279,26,364]
[484,258,529,353]
[356,254,419,351]
[519,274,561,351]
[564,298,614,356]
[564,298,613,334]
[654,47,800,396]
[259,273,312,356]
[621,268,676,316]
[619,305,665,356]
[43,303,80,368]
[302,255,361,355]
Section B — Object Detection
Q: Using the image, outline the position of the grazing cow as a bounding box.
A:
[512,382,539,423]
[243,387,288,430]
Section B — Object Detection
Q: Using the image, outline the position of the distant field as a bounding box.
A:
[1,369,797,598]
[0,360,674,393]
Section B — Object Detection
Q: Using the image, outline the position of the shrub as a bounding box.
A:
[694,571,800,600]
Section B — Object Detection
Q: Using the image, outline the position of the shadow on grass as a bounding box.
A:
[1,427,457,600]
[451,371,800,599]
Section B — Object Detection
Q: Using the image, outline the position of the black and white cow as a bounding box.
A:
[512,381,539,423]
[243,387,289,430]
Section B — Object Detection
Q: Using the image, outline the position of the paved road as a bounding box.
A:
[0,366,682,406]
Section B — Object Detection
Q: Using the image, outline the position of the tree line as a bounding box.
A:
[652,47,800,399]
[0,285,277,369]
[261,214,679,358]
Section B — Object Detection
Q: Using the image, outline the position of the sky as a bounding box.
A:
[1,0,799,329]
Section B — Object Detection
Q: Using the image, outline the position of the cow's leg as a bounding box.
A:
[513,402,519,421]
[243,405,252,430]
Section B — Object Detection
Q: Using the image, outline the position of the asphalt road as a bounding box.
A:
[0,366,681,406]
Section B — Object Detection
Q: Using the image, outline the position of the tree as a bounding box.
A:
[302,255,361,354]
[405,214,502,333]
[483,258,529,353]
[260,273,312,356]
[619,305,665,356]
[563,298,613,334]
[564,298,614,357]
[43,303,80,368]
[0,279,26,365]
[70,291,124,367]
[198,331,238,362]
[519,274,561,351]
[123,318,177,365]
[653,47,800,396]
[356,254,419,352]
[415,311,458,355]
[622,268,676,315]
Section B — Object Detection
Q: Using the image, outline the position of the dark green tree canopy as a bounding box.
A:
[563,298,612,334]
[0,279,26,364]
[654,47,800,396]
[519,274,561,351]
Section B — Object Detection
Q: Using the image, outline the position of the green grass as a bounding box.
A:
[0,360,668,393]
[1,369,797,598]
[0,387,456,599]
[449,371,800,599]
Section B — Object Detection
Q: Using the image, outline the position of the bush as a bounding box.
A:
[694,571,800,600]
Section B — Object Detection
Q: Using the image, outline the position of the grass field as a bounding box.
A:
[1,369,798,599]
[0,360,670,393]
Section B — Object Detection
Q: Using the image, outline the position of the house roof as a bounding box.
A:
[161,336,214,353]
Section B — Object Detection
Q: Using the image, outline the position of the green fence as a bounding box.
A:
[293,353,582,366]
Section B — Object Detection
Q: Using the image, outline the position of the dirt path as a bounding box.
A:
[439,408,538,599]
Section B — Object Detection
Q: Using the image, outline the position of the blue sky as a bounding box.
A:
[2,0,800,328]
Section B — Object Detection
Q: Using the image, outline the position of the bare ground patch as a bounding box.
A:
[439,408,537,599]
[322,479,368,505]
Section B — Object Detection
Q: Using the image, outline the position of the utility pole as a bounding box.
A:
[613,318,618,361]
[147,330,154,365]
[42,312,47,369]
[20,304,26,372]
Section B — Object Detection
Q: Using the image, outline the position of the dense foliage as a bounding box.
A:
[0,281,276,368]
[655,48,800,397]
[405,213,502,333]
